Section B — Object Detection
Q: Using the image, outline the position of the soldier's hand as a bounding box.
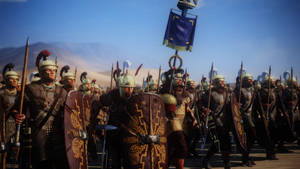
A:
[192,120,200,128]
[15,114,26,124]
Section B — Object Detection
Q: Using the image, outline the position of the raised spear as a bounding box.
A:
[14,38,30,164]
[206,62,214,128]
[238,62,243,107]
[291,67,294,87]
[110,64,114,90]
[157,66,161,93]
[266,66,272,120]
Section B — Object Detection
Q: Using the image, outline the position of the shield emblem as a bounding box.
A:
[231,93,247,151]
[121,93,168,169]
[64,91,89,169]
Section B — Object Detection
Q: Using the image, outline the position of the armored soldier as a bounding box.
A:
[163,73,197,169]
[234,73,256,166]
[283,78,300,144]
[79,72,91,95]
[59,65,76,92]
[185,79,201,157]
[15,50,69,169]
[95,73,135,169]
[199,74,232,169]
[252,76,278,160]
[0,63,20,169]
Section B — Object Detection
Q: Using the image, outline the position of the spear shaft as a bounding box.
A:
[238,62,243,107]
[157,66,161,93]
[16,38,29,145]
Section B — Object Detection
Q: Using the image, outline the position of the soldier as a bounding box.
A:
[145,80,158,93]
[79,72,91,95]
[283,77,300,145]
[252,76,278,160]
[199,74,232,169]
[95,72,136,169]
[59,65,76,92]
[0,63,21,169]
[185,79,201,158]
[234,73,256,166]
[274,77,296,152]
[14,50,69,169]
[163,73,197,169]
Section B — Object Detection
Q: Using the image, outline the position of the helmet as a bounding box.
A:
[286,77,298,87]
[36,50,58,71]
[186,79,195,88]
[241,73,253,88]
[118,73,135,88]
[79,72,91,92]
[2,63,19,81]
[60,65,75,81]
[80,72,91,84]
[145,80,158,92]
[172,73,184,88]
[262,76,275,88]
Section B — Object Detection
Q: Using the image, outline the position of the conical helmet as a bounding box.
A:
[2,63,19,81]
[35,50,58,71]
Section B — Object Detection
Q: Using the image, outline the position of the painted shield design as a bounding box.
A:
[121,93,168,169]
[64,91,89,169]
[231,92,247,151]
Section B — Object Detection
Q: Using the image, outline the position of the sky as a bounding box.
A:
[0,0,300,82]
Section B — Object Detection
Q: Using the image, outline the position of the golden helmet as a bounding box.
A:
[36,50,58,71]
[2,63,19,81]
[60,65,75,81]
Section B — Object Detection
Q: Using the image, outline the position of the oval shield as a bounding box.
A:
[64,91,89,169]
[231,92,247,151]
[121,93,168,169]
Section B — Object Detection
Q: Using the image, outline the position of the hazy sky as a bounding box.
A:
[1,0,300,82]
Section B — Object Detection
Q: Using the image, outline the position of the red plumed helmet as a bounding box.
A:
[36,50,51,67]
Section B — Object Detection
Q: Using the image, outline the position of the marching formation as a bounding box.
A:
[0,48,300,169]
[1,1,300,169]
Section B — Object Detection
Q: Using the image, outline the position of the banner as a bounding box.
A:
[163,10,197,52]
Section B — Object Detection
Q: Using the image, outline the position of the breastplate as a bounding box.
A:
[211,91,226,115]
[241,88,253,112]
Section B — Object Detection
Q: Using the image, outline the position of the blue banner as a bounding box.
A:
[163,10,197,52]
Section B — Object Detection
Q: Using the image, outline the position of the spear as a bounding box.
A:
[206,62,214,128]
[266,66,272,120]
[157,66,161,93]
[291,67,294,87]
[110,64,114,90]
[15,37,30,160]
[147,72,150,92]
[238,62,243,107]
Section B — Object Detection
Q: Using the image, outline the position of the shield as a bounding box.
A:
[64,91,89,169]
[121,93,168,169]
[231,93,247,151]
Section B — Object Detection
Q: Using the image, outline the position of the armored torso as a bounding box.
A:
[24,81,67,162]
[0,88,18,143]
